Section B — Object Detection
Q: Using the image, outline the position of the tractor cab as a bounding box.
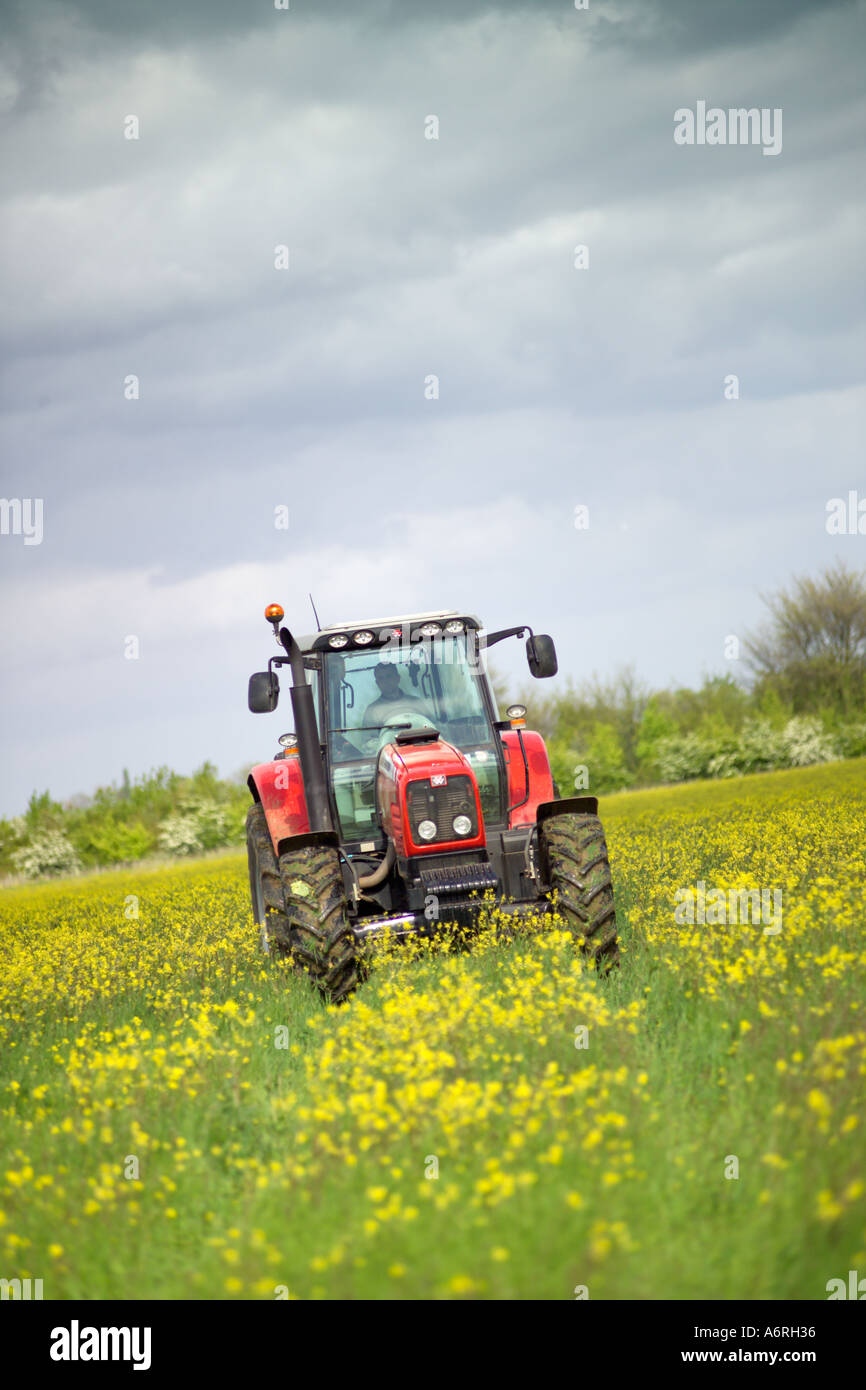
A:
[309,616,506,845]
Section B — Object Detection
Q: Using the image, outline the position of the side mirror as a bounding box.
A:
[526,633,558,679]
[248,670,279,713]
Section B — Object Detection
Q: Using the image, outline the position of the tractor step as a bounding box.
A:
[419,862,499,894]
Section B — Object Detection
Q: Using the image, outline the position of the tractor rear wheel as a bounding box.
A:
[540,811,620,970]
[246,803,364,1004]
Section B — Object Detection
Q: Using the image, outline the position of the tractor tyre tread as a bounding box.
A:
[541,812,620,971]
[246,803,364,1004]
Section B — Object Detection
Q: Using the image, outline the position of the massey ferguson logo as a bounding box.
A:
[431,774,447,786]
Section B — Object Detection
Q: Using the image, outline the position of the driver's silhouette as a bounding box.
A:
[361,662,434,727]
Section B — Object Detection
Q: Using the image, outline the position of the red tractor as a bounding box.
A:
[245,606,619,1001]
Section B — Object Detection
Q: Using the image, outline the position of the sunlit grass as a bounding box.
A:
[1,761,864,1299]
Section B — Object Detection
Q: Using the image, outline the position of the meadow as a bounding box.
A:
[1,759,864,1300]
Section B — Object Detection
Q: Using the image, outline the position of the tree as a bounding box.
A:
[635,696,678,778]
[585,721,634,793]
[743,562,866,715]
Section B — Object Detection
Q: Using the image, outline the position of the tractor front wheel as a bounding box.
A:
[246,803,365,1004]
[540,811,620,971]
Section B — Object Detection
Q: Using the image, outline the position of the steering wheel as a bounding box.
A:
[371,710,429,754]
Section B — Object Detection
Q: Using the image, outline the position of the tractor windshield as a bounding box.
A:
[321,635,505,842]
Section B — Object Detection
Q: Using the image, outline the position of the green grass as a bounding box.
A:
[1,761,864,1299]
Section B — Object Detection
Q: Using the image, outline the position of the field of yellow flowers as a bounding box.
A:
[1,759,864,1300]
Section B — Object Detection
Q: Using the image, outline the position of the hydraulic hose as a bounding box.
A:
[358,842,395,889]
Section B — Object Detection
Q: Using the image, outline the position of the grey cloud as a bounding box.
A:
[3,0,849,48]
[0,0,863,813]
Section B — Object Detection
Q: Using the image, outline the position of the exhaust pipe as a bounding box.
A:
[279,625,333,835]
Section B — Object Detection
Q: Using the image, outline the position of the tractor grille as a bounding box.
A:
[406,774,477,846]
[419,862,498,894]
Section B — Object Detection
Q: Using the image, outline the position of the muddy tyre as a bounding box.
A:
[246,803,364,1003]
[246,804,285,952]
[540,812,620,970]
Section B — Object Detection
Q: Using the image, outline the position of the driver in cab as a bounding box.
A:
[361,662,434,729]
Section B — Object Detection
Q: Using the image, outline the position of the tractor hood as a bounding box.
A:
[376,733,486,856]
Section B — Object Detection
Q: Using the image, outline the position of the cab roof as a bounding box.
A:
[297,611,481,654]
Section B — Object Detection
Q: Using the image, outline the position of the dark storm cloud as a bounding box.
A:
[0,0,863,814]
[597,0,856,55]
[2,0,850,54]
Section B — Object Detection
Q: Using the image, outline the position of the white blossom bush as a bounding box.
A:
[705,749,743,779]
[0,816,27,859]
[779,717,837,767]
[157,799,240,857]
[732,719,786,773]
[656,717,838,784]
[157,815,204,857]
[11,831,82,879]
[655,732,714,783]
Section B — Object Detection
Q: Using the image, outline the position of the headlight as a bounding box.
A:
[418,622,441,637]
[353,630,374,645]
[452,814,472,836]
[444,619,465,635]
[328,633,349,648]
[417,819,437,841]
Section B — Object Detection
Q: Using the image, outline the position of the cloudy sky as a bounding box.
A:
[0,0,864,814]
